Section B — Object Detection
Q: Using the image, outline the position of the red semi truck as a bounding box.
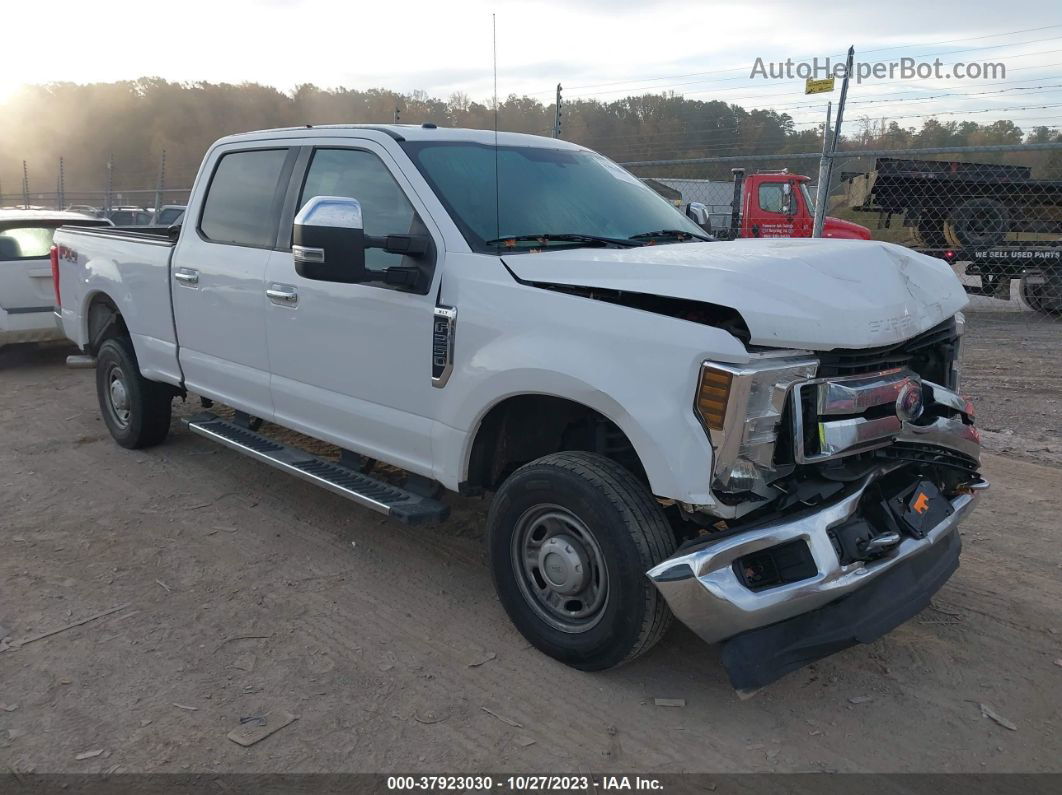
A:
[659,169,872,241]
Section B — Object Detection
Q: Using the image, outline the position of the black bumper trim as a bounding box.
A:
[721,529,961,690]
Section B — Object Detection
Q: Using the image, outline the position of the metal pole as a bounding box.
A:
[22,161,29,208]
[155,150,166,214]
[393,106,400,124]
[58,156,65,210]
[812,102,832,238]
[553,83,562,139]
[105,154,113,213]
[813,46,854,237]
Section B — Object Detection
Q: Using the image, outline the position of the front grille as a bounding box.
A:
[879,441,979,475]
[817,318,958,381]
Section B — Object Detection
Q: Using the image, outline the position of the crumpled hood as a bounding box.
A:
[504,238,968,350]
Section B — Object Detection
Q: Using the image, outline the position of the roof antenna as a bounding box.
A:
[492,12,500,250]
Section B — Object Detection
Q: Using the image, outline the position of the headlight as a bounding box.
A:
[696,356,818,494]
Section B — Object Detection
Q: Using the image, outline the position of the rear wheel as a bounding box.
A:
[96,336,173,448]
[487,451,675,671]
[1020,269,1062,318]
[948,198,1010,248]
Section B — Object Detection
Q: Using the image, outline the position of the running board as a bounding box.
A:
[184,413,449,526]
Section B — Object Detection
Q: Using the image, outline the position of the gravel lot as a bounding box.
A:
[1,307,1060,775]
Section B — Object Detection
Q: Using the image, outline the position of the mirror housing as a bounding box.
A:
[685,201,711,232]
[782,181,796,215]
[293,196,367,283]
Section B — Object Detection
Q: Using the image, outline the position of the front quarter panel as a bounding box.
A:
[433,254,751,503]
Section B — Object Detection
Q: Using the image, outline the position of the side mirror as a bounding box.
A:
[782,182,795,215]
[685,201,711,231]
[293,196,367,283]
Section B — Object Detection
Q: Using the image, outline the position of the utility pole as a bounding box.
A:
[813,46,854,237]
[105,154,113,213]
[154,150,166,214]
[552,83,563,139]
[812,102,832,238]
[21,161,30,208]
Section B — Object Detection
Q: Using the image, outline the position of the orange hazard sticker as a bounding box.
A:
[912,492,930,514]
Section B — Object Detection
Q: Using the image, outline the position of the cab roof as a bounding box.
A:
[215,124,584,150]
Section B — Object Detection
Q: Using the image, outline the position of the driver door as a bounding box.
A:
[753,181,796,238]
[264,140,442,477]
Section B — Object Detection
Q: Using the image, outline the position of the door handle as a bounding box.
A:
[266,285,298,306]
[174,268,199,286]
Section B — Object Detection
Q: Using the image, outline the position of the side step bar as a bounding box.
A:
[184,413,449,526]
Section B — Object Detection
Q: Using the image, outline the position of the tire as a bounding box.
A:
[95,336,173,448]
[1020,269,1062,318]
[948,198,1010,248]
[487,451,676,671]
[914,210,947,248]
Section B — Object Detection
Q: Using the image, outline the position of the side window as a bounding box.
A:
[200,149,289,247]
[758,183,785,214]
[298,148,417,273]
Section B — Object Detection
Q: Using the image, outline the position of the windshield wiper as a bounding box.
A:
[628,229,714,242]
[485,233,642,249]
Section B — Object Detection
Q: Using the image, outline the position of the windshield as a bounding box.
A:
[401,141,706,253]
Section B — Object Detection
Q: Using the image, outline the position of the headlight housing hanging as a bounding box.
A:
[696,356,818,495]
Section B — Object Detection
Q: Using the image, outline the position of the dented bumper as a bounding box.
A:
[647,473,983,688]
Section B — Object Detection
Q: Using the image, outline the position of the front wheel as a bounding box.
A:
[487,451,676,671]
[96,336,174,448]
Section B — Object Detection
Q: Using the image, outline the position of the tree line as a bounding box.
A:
[1,77,1060,199]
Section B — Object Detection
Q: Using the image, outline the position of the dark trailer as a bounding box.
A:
[846,156,1062,317]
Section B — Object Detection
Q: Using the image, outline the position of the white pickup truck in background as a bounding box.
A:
[52,124,985,689]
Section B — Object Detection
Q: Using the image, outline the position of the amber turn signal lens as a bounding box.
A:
[697,366,733,431]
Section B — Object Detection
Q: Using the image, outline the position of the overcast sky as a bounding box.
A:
[7,0,1062,130]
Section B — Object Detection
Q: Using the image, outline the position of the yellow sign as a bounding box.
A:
[805,77,836,95]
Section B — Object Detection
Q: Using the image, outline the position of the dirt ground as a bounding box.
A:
[1,309,1060,775]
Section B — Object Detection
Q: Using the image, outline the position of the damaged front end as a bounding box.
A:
[650,316,986,689]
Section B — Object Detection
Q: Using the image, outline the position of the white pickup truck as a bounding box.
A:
[53,124,985,689]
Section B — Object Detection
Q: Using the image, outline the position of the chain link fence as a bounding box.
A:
[0,188,191,219]
[625,143,1062,320]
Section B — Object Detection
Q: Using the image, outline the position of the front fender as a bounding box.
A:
[433,257,752,503]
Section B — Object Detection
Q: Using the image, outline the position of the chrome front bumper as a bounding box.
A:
[647,476,981,645]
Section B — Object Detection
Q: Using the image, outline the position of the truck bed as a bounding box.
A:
[63,224,181,244]
[54,223,182,386]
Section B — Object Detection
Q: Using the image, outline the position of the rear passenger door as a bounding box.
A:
[171,145,297,420]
